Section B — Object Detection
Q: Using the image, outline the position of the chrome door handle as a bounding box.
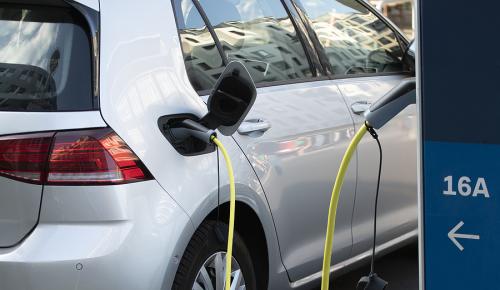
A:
[237,118,271,135]
[351,101,372,115]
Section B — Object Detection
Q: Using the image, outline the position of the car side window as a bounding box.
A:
[295,0,405,76]
[173,0,226,92]
[173,0,313,92]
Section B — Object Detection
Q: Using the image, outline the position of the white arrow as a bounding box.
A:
[448,221,480,251]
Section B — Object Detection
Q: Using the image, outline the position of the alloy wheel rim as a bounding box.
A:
[192,251,246,290]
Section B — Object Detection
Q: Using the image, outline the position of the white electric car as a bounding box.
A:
[0,0,417,289]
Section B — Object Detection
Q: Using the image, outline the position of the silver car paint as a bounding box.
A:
[0,181,194,290]
[0,0,418,289]
[232,80,357,281]
[0,111,106,136]
[0,178,41,247]
[98,0,288,288]
[0,111,107,247]
[335,76,418,256]
[214,135,292,289]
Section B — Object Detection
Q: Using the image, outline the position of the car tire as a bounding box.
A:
[172,220,257,290]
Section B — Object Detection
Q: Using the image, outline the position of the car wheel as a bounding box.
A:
[173,220,257,290]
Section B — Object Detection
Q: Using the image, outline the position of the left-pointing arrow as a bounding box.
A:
[448,221,480,251]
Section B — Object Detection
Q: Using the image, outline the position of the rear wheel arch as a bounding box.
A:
[203,201,270,290]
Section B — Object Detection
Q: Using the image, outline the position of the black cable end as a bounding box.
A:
[209,131,217,143]
[365,122,379,140]
[356,273,388,290]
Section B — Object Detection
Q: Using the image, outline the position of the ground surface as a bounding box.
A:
[314,244,419,290]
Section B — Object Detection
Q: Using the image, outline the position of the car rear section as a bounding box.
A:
[0,0,100,247]
[0,2,195,290]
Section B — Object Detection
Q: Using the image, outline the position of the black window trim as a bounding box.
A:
[278,0,320,77]
[188,71,414,96]
[190,0,229,66]
[196,75,331,96]
[280,0,326,76]
[285,0,334,75]
[195,70,413,97]
[170,0,228,94]
[67,1,100,110]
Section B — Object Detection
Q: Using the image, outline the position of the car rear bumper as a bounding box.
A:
[0,181,194,290]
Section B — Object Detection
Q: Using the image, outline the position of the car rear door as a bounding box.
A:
[172,0,358,281]
[235,82,357,281]
[0,2,104,247]
[292,0,418,257]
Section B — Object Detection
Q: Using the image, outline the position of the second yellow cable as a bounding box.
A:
[321,124,369,290]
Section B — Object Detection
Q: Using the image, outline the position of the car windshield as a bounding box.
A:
[0,4,93,111]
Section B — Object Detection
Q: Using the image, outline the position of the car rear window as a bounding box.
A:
[0,4,93,111]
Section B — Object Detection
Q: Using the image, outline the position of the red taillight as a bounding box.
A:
[0,133,53,183]
[0,129,152,185]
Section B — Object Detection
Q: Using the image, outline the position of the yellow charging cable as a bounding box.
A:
[211,136,236,290]
[321,123,369,290]
[212,123,369,290]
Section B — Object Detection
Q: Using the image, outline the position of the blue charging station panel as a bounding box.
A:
[420,2,500,289]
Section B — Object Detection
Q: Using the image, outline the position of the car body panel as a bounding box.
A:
[98,1,288,289]
[0,181,194,290]
[0,178,41,247]
[0,111,106,248]
[98,0,217,217]
[212,134,292,290]
[232,80,357,281]
[335,75,418,256]
[0,111,106,136]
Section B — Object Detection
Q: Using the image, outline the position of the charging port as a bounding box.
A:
[158,114,216,156]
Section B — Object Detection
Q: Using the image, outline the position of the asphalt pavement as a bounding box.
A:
[315,243,419,290]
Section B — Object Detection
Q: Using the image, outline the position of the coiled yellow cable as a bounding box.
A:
[321,124,369,290]
[211,136,236,290]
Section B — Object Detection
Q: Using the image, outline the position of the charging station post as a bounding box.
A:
[419,2,500,289]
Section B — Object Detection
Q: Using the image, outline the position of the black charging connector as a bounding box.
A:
[158,115,217,156]
[357,123,388,290]
[170,119,216,144]
[366,123,379,140]
[357,273,388,290]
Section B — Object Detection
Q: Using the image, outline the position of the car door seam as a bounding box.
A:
[230,135,292,281]
[335,83,359,260]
